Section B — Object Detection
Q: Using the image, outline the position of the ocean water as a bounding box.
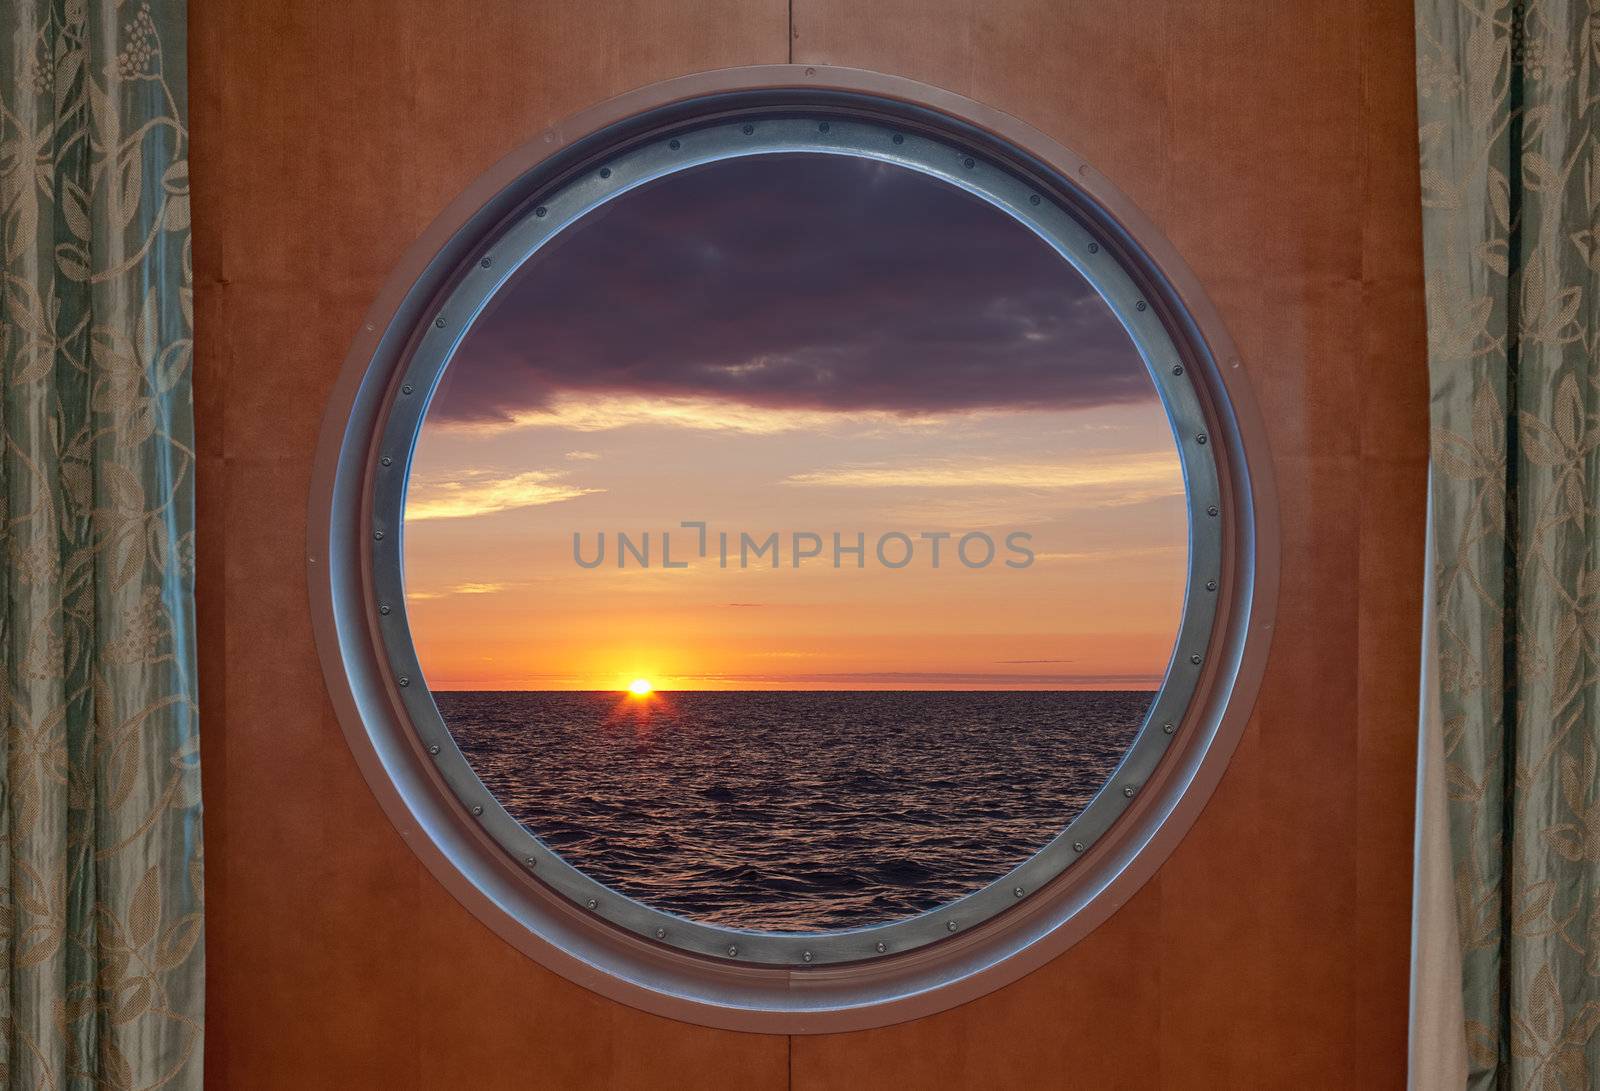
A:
[436,690,1149,932]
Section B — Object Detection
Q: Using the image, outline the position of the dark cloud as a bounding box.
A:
[433,154,1151,424]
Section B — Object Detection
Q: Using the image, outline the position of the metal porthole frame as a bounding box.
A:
[308,65,1279,1033]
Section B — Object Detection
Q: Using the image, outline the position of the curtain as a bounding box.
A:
[1414,484,1471,1088]
[1414,1,1600,1086]
[0,2,202,1088]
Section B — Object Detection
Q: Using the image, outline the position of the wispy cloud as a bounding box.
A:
[564,450,602,460]
[783,453,1183,494]
[449,392,950,436]
[407,581,510,601]
[407,470,599,521]
[1031,544,1187,564]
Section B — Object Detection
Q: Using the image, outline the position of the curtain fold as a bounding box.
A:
[1414,0,1600,1086]
[0,2,202,1088]
[1413,484,1471,1088]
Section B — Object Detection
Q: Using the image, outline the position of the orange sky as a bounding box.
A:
[403,396,1188,690]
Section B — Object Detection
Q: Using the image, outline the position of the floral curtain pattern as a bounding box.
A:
[0,1,202,1088]
[1416,0,1600,1086]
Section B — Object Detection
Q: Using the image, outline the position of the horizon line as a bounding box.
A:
[426,685,1161,693]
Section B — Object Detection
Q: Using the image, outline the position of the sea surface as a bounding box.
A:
[436,690,1149,932]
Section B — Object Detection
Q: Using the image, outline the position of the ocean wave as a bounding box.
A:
[439,690,1146,932]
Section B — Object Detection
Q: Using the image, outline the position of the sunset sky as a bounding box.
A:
[403,154,1188,691]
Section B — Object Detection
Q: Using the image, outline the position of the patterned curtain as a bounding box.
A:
[1416,1,1600,1086]
[0,2,202,1088]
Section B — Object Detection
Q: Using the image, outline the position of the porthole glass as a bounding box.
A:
[311,68,1273,1029]
[404,151,1188,933]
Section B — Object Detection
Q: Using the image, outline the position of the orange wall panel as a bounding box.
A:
[192,0,1426,1086]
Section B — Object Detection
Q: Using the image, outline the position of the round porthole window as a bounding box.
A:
[310,66,1276,1031]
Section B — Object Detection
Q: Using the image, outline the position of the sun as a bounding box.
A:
[628,678,653,696]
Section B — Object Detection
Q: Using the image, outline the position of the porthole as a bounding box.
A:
[310,66,1277,1032]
